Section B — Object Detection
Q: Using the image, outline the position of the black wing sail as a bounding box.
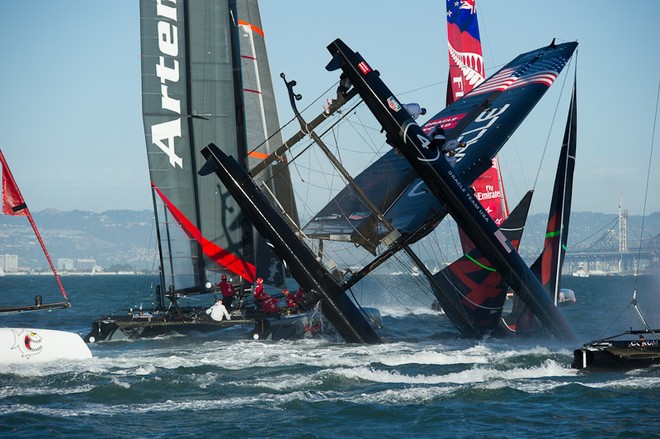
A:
[140,0,298,294]
[531,79,577,301]
[305,39,577,254]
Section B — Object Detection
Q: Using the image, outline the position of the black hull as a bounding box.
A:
[251,312,330,341]
[84,306,335,343]
[84,307,253,343]
[572,330,660,370]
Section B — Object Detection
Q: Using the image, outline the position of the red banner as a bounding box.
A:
[1,150,27,216]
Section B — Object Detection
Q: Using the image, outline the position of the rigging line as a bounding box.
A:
[531,51,576,190]
[248,81,339,156]
[256,97,363,186]
[632,79,659,285]
[569,215,618,249]
[596,301,634,341]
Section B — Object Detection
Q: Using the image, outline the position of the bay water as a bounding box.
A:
[1,273,658,438]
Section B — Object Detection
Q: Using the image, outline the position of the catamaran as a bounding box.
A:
[0,149,92,363]
[85,0,312,343]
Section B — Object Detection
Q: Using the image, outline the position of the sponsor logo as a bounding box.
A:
[11,329,43,359]
[387,97,401,112]
[314,214,341,221]
[453,104,510,163]
[150,0,183,169]
[358,61,371,74]
[348,211,370,220]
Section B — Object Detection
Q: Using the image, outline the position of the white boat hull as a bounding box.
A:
[0,328,92,363]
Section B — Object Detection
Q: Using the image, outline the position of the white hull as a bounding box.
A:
[0,328,92,364]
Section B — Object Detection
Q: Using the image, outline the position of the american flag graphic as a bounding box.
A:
[469,51,570,96]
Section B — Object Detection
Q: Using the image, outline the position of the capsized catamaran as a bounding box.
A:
[303,36,579,290]
[303,33,580,337]
[325,37,578,342]
[0,149,92,363]
[85,0,304,343]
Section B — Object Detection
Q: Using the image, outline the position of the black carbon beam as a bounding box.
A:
[199,144,381,344]
[326,38,576,342]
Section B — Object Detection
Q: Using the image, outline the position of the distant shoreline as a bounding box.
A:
[1,271,146,276]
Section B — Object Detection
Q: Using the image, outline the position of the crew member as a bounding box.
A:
[261,295,279,315]
[283,289,298,313]
[253,277,267,310]
[427,125,447,151]
[253,278,266,300]
[402,103,427,120]
[206,299,231,322]
[442,139,461,167]
[218,274,236,310]
[427,125,462,166]
[325,73,353,114]
[336,73,352,100]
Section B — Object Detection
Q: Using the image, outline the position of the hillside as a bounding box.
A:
[1,209,658,272]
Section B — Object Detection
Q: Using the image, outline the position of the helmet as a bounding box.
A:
[442,139,460,152]
[256,277,263,284]
[430,125,445,138]
[221,274,227,280]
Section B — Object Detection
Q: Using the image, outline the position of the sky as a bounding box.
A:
[0,1,659,216]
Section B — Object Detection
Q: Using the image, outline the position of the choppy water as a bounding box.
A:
[1,273,659,438]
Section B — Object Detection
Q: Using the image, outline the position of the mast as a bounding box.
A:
[528,76,578,307]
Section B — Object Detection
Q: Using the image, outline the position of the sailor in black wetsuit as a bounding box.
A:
[427,125,461,167]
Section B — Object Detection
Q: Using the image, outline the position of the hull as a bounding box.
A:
[251,307,382,341]
[84,307,254,343]
[572,330,660,370]
[251,312,328,341]
[84,303,345,343]
[1,328,92,363]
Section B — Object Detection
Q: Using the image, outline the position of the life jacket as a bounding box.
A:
[285,295,298,308]
[254,285,267,301]
[262,296,279,314]
[219,280,235,298]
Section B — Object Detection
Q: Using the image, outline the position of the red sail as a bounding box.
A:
[446,0,509,252]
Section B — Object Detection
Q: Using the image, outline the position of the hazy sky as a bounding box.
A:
[0,1,658,216]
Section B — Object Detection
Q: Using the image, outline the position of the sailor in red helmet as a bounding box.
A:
[253,277,267,303]
[282,289,298,313]
[218,274,236,310]
[254,277,266,299]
